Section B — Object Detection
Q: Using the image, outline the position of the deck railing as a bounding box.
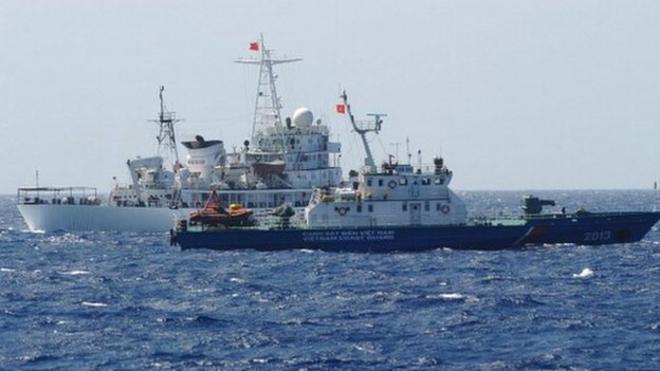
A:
[17,186,100,206]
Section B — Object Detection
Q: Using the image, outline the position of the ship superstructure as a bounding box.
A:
[17,37,343,232]
[171,92,660,252]
[306,91,466,228]
[109,85,183,208]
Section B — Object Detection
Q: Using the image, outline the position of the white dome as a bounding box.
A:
[292,107,314,127]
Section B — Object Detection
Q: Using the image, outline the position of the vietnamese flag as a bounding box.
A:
[249,41,259,51]
[336,104,346,114]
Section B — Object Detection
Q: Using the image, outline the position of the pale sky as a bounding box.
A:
[2,0,660,193]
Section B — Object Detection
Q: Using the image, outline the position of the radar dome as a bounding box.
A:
[292,107,314,127]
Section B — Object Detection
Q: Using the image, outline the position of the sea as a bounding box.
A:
[1,190,659,370]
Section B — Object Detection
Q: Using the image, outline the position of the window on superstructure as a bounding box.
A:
[435,177,444,185]
[436,203,441,211]
[422,178,431,185]
[402,203,407,212]
[424,201,430,211]
[399,178,408,186]
[367,179,372,186]
[378,179,383,187]
[357,205,362,213]
[368,204,373,212]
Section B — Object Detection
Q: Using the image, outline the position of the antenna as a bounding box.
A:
[655,180,658,212]
[389,141,402,161]
[149,86,182,169]
[35,170,39,199]
[236,34,301,143]
[339,90,387,170]
[406,137,412,165]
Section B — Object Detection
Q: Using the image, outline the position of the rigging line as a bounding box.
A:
[376,135,389,159]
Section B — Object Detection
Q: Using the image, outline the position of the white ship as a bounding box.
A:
[17,36,342,232]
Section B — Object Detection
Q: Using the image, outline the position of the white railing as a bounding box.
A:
[17,186,100,206]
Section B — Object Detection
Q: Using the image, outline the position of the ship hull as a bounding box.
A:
[523,212,660,245]
[172,224,534,252]
[172,212,660,252]
[17,204,192,233]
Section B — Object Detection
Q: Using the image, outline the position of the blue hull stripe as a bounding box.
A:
[173,212,660,252]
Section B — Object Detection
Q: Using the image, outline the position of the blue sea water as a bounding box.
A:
[1,190,659,370]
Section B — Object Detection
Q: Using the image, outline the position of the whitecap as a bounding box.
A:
[81,301,108,307]
[299,249,315,254]
[0,267,16,273]
[427,293,480,303]
[573,268,594,278]
[439,293,465,300]
[229,277,245,283]
[59,270,91,276]
[354,343,377,353]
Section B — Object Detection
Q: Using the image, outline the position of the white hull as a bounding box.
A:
[17,204,191,233]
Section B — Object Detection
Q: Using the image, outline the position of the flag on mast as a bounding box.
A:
[249,41,259,51]
[336,104,346,114]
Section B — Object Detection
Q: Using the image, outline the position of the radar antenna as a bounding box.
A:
[339,90,386,170]
[150,85,182,169]
[235,34,302,143]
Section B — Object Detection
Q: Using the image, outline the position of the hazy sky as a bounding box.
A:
[2,0,660,193]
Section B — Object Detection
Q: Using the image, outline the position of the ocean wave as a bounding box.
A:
[81,301,108,307]
[58,270,91,276]
[573,267,594,278]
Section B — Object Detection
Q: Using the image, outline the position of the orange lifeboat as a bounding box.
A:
[189,191,255,227]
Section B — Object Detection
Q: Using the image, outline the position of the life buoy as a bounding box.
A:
[335,206,350,216]
[440,205,450,214]
[387,180,397,189]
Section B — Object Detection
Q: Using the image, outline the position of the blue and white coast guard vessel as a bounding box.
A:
[17,37,342,232]
[172,152,536,251]
[171,92,660,252]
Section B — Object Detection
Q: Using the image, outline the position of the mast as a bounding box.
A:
[150,85,182,168]
[339,90,386,171]
[235,34,301,143]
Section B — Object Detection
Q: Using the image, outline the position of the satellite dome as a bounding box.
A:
[292,107,314,127]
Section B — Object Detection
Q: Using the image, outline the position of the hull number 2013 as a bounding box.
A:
[583,231,611,242]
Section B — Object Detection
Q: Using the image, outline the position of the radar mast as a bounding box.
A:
[235,34,302,143]
[339,90,386,172]
[150,85,182,170]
